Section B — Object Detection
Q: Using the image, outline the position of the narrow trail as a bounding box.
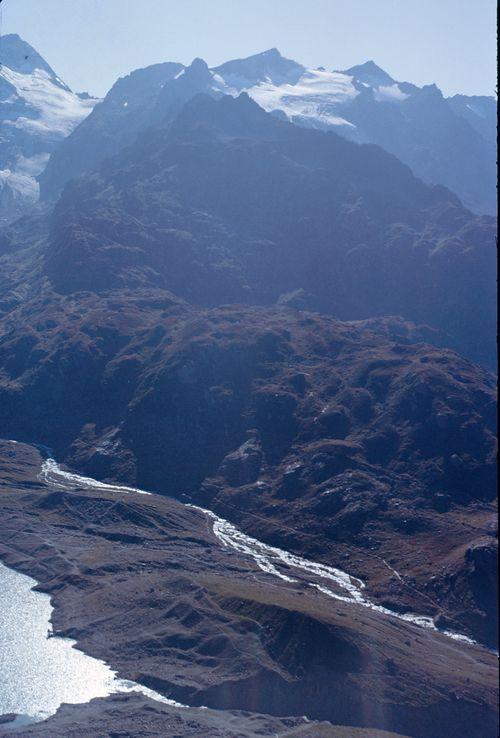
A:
[39,457,482,650]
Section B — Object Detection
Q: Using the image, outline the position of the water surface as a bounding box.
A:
[0,562,180,726]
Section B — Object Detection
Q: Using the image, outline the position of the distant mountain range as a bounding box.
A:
[0,34,97,221]
[1,38,495,220]
[39,47,496,215]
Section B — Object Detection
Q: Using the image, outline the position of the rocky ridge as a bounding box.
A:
[41,48,497,215]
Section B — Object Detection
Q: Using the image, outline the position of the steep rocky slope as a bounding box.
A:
[44,92,496,367]
[37,60,183,201]
[447,94,496,143]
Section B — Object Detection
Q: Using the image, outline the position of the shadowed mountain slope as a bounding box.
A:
[37,60,183,202]
[44,92,496,367]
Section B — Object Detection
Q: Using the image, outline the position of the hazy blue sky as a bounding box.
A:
[2,0,497,97]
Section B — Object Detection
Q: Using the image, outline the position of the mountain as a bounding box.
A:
[0,285,497,649]
[231,52,496,215]
[38,60,183,202]
[342,60,396,87]
[0,40,497,737]
[40,49,497,215]
[447,94,497,143]
[0,34,97,222]
[0,91,496,652]
[213,46,305,87]
[41,91,496,367]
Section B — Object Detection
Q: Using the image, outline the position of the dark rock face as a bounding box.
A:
[447,94,497,144]
[43,93,496,367]
[151,58,223,125]
[342,78,497,215]
[219,438,263,487]
[213,47,305,87]
[344,60,396,87]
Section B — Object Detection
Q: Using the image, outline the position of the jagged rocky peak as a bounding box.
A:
[343,59,395,87]
[213,47,305,88]
[152,56,220,122]
[447,93,497,143]
[181,57,213,83]
[38,60,183,203]
[0,33,62,82]
[419,82,444,99]
[107,61,184,102]
[171,90,279,140]
[33,43,497,217]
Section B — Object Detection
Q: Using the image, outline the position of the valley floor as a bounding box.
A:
[0,440,497,738]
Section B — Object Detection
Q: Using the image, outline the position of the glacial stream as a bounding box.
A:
[39,457,478,648]
[0,449,486,726]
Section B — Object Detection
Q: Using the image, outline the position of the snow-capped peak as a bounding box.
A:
[0,35,97,221]
[0,65,96,138]
[0,34,64,84]
[242,67,359,129]
[214,48,305,89]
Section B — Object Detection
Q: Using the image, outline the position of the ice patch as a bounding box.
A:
[0,168,38,202]
[0,153,50,207]
[243,69,358,129]
[0,66,95,137]
[374,84,409,103]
